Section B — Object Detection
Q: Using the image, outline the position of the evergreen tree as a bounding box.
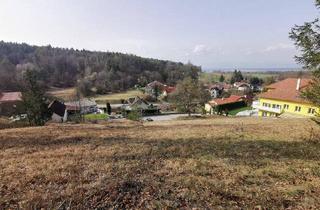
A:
[230,70,243,84]
[290,0,320,123]
[21,69,50,126]
[219,74,225,82]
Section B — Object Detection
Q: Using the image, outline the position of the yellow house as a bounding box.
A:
[254,78,319,117]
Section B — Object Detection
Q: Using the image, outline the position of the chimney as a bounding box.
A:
[296,78,301,91]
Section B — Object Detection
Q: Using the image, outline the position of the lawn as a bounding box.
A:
[1,117,320,209]
[84,113,108,121]
[229,106,253,116]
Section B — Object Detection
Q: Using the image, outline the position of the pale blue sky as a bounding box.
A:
[0,0,318,69]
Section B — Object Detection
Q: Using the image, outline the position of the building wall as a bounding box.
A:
[258,98,319,117]
[51,110,68,123]
[205,103,214,114]
[0,101,23,116]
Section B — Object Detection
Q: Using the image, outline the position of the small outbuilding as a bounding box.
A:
[205,95,246,115]
[0,92,23,116]
[48,100,68,123]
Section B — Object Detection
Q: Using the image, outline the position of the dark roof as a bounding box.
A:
[48,100,66,117]
[127,96,149,106]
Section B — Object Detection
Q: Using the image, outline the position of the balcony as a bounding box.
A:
[252,101,282,114]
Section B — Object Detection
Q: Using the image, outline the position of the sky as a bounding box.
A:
[0,0,318,69]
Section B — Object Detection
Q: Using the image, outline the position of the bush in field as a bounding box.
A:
[127,110,141,121]
[68,114,83,124]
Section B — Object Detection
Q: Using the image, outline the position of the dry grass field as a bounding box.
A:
[48,88,77,100]
[94,90,145,104]
[1,117,320,209]
[48,88,144,104]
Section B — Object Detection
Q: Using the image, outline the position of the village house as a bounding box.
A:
[162,86,176,97]
[208,84,224,98]
[205,95,246,115]
[145,81,165,96]
[233,82,251,92]
[122,96,160,115]
[0,92,23,116]
[145,81,175,98]
[253,78,319,117]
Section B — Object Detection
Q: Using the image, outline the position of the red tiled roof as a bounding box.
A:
[266,78,311,90]
[259,78,312,104]
[0,92,22,103]
[209,95,243,106]
[164,86,176,94]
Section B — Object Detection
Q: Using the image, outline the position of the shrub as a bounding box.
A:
[127,110,141,121]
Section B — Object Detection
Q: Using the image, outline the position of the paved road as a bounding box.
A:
[142,114,200,121]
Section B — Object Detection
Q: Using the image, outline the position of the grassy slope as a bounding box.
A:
[1,118,320,209]
[84,113,108,120]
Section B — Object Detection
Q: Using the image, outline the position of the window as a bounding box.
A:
[284,104,289,110]
[272,104,281,109]
[308,108,315,115]
[295,106,301,112]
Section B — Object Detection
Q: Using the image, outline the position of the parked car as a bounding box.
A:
[9,114,27,122]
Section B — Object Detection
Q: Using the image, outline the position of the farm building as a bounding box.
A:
[0,92,23,116]
[64,98,98,114]
[205,95,246,115]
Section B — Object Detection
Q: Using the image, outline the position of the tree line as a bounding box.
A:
[0,41,201,95]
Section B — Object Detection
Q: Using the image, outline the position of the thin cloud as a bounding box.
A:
[193,44,211,54]
[262,43,294,53]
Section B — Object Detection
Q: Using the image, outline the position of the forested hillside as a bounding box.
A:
[0,41,200,94]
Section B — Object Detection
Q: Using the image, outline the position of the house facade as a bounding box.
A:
[234,82,251,92]
[254,78,319,117]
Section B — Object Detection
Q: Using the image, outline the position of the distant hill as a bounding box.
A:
[204,67,302,72]
[0,41,200,94]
